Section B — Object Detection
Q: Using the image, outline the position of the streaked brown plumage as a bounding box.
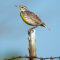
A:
[16,6,50,31]
[22,11,45,26]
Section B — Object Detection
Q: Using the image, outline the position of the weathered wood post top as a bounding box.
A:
[28,29,36,60]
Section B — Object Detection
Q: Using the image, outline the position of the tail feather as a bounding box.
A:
[44,25,50,30]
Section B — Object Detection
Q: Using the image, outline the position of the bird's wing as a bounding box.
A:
[23,11,43,25]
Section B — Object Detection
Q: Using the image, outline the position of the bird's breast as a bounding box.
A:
[20,12,31,25]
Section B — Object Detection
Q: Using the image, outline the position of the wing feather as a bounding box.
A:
[24,11,43,25]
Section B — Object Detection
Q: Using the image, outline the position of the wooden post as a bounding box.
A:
[28,29,36,60]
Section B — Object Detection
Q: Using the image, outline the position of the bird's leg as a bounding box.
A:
[28,26,37,41]
[28,26,37,34]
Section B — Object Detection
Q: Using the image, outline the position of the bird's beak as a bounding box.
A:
[16,6,19,7]
[16,6,23,8]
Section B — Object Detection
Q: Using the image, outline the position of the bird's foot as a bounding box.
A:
[28,26,37,35]
[28,28,34,34]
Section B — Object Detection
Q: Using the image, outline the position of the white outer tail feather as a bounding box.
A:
[44,25,50,30]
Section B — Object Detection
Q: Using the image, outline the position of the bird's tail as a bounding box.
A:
[44,25,50,30]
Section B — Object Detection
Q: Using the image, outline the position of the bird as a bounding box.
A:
[16,6,50,32]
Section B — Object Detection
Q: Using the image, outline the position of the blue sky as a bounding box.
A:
[0,0,60,59]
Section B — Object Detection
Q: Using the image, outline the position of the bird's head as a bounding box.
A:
[16,6,28,12]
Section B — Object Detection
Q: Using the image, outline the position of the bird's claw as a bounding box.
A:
[28,28,34,34]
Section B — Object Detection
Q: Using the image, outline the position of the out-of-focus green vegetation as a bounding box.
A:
[4,52,25,60]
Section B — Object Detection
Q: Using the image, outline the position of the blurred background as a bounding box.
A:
[0,0,60,60]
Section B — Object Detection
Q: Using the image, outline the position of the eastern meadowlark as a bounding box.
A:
[16,6,50,32]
